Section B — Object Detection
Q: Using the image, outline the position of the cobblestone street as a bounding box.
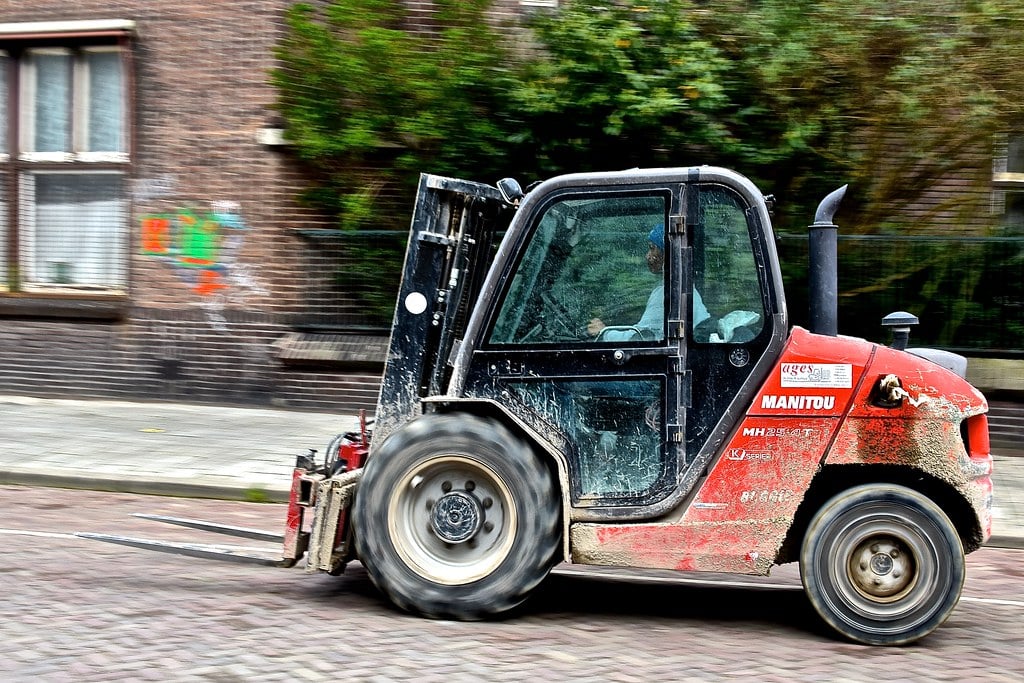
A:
[2,486,1021,681]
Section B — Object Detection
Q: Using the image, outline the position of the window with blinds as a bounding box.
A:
[0,24,131,295]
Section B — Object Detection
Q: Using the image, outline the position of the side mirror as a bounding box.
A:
[497,177,525,206]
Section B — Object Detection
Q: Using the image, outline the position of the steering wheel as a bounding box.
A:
[541,291,586,340]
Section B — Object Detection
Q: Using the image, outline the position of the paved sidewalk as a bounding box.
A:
[0,394,356,502]
[0,394,1021,548]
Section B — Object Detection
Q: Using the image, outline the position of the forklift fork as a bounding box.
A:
[77,413,370,571]
[76,513,291,567]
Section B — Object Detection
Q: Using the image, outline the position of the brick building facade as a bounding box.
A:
[0,1,1018,414]
[0,1,388,412]
[0,0,547,413]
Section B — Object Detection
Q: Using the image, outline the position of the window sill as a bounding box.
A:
[0,292,128,320]
[993,172,1024,189]
[272,331,388,369]
[17,153,130,164]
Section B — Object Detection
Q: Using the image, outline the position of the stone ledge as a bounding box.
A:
[273,332,388,368]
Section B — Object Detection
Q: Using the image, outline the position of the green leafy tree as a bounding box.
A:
[272,0,517,317]
[517,0,1024,345]
[518,0,1024,232]
[715,0,1024,345]
[273,0,514,219]
[273,0,1024,346]
[509,1,734,173]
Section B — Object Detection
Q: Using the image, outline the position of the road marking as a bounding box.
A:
[0,529,76,540]
[962,596,1024,608]
[0,528,271,553]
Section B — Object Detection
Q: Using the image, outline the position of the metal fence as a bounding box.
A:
[776,234,1024,356]
[311,229,1024,357]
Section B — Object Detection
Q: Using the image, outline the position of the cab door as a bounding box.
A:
[464,183,689,520]
[684,181,779,466]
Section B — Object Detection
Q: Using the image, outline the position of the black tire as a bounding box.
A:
[353,413,561,619]
[800,484,965,646]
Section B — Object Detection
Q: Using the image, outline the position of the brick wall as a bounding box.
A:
[0,0,392,413]
[0,312,382,411]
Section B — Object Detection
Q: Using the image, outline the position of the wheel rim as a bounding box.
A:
[388,454,517,585]
[847,535,917,602]
[824,509,943,631]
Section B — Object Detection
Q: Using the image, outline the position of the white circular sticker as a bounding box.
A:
[405,292,428,315]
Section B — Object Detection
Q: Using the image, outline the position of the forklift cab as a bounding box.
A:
[449,168,787,519]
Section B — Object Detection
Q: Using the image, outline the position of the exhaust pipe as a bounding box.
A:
[808,185,848,336]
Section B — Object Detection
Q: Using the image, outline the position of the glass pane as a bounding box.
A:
[1008,135,1024,174]
[26,173,127,287]
[490,195,668,344]
[86,51,124,152]
[507,379,665,500]
[1006,192,1024,234]
[0,184,6,286]
[33,52,71,153]
[0,53,8,155]
[694,187,765,343]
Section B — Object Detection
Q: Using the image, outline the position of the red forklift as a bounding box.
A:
[85,167,993,645]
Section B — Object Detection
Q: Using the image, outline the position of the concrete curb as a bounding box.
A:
[986,535,1024,550]
[0,470,291,504]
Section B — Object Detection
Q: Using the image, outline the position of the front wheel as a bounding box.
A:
[800,484,965,646]
[353,413,561,619]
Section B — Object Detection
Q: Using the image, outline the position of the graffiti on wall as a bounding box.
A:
[141,202,269,330]
[141,202,264,294]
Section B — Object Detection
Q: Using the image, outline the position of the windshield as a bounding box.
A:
[489,193,669,345]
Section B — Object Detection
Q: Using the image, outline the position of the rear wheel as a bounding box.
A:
[353,413,561,619]
[800,484,965,646]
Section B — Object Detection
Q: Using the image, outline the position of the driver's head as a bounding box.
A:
[646,223,665,273]
[648,223,665,251]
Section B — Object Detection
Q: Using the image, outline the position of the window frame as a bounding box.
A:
[0,49,9,162]
[18,45,129,163]
[17,168,129,292]
[0,21,133,313]
[993,134,1024,234]
[79,46,129,162]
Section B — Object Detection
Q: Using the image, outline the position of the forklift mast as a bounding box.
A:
[372,175,512,447]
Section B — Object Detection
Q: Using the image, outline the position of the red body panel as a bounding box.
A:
[825,341,992,540]
[281,467,309,562]
[333,439,369,551]
[571,328,992,573]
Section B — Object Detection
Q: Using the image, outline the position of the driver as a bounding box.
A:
[586,224,709,341]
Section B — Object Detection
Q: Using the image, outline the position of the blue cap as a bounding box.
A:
[648,224,664,251]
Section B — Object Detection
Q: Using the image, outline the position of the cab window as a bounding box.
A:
[489,194,669,345]
[693,186,765,343]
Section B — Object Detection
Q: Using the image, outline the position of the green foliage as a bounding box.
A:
[515,0,1024,347]
[520,0,1024,233]
[273,0,1024,347]
[273,0,518,320]
[243,487,271,504]
[711,0,1024,233]
[510,1,733,173]
[273,0,513,214]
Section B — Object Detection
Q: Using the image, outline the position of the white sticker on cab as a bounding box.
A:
[780,363,852,389]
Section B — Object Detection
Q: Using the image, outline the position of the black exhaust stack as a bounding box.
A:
[808,185,848,336]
